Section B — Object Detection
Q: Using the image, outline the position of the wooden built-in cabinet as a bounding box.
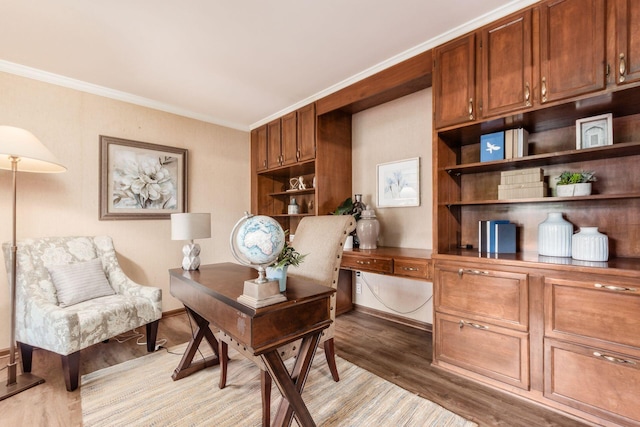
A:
[432,1,640,426]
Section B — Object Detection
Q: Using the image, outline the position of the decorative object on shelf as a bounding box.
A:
[480,131,505,162]
[99,135,187,220]
[572,227,609,262]
[377,158,420,207]
[538,212,573,257]
[498,167,546,199]
[479,220,516,253]
[312,176,316,188]
[288,198,300,214]
[504,128,529,159]
[307,199,314,213]
[266,233,307,292]
[356,206,380,250]
[230,213,286,307]
[288,177,299,191]
[298,176,306,189]
[0,126,66,400]
[333,194,364,247]
[576,113,613,149]
[555,171,596,197]
[171,213,211,270]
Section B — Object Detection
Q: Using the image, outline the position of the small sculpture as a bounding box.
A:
[298,176,306,189]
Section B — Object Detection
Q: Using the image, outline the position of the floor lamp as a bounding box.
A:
[0,126,66,400]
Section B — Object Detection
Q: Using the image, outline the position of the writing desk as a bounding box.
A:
[169,263,335,427]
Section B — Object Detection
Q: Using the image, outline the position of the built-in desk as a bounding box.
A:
[337,247,433,315]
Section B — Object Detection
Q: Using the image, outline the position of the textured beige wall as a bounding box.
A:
[351,88,433,324]
[0,72,250,346]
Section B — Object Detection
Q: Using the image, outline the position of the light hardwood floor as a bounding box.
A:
[0,310,588,426]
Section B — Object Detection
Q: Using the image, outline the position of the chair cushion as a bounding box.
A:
[47,258,115,307]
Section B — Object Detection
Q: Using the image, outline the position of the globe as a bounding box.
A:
[230,213,285,283]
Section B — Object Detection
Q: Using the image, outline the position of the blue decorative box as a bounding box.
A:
[480,131,505,162]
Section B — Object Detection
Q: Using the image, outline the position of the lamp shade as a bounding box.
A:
[171,213,211,240]
[0,126,66,173]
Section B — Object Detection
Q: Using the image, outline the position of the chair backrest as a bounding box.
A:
[287,215,356,290]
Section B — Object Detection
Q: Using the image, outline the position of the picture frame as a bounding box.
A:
[576,113,613,149]
[99,136,188,220]
[376,157,420,207]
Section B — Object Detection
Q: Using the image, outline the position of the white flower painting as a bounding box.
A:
[377,158,420,207]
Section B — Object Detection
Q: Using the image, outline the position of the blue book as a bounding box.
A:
[494,222,517,253]
[487,220,510,252]
[480,131,505,162]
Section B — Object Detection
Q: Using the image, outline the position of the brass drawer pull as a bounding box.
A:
[593,352,636,365]
[459,320,489,330]
[619,53,626,83]
[458,268,489,277]
[594,283,637,292]
[541,76,547,103]
[524,82,531,106]
[356,260,371,265]
[401,267,420,271]
[468,98,474,120]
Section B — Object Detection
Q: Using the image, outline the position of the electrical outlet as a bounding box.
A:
[355,282,362,294]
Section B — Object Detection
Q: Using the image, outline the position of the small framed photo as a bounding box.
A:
[99,136,188,220]
[377,157,420,208]
[576,113,613,149]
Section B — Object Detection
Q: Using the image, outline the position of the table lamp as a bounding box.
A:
[0,126,66,400]
[171,213,211,270]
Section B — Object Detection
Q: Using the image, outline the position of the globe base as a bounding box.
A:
[237,279,286,308]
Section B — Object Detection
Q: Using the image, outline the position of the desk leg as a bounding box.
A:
[172,306,225,381]
[261,332,321,427]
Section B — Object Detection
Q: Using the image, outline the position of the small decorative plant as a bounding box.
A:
[332,197,362,221]
[556,171,597,185]
[270,232,306,270]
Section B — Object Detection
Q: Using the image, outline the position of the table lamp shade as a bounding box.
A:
[0,126,66,173]
[171,213,211,241]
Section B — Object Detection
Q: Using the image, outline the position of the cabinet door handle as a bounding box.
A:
[524,82,531,106]
[541,77,547,103]
[594,283,637,292]
[593,352,636,365]
[468,98,474,120]
[401,267,419,271]
[356,260,371,265]
[263,160,267,168]
[458,268,489,277]
[619,53,626,83]
[459,320,489,330]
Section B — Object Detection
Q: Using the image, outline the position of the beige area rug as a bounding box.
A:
[81,343,476,427]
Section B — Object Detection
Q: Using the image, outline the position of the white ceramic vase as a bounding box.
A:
[572,227,608,261]
[538,212,573,257]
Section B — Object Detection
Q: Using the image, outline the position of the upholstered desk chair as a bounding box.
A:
[2,236,162,391]
[217,214,356,426]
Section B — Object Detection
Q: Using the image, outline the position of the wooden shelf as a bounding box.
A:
[271,213,314,218]
[257,160,315,178]
[269,188,315,197]
[445,192,640,207]
[443,141,640,175]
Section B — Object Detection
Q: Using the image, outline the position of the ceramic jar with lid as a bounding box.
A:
[356,205,380,249]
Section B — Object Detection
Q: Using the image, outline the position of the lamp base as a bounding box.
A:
[237,279,286,308]
[0,372,45,401]
[181,243,201,270]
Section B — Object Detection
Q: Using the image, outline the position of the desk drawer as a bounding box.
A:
[394,258,431,280]
[341,253,393,274]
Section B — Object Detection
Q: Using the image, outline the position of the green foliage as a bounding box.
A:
[270,231,307,270]
[332,197,361,221]
[556,171,596,185]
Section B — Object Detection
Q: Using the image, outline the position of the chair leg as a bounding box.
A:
[324,338,340,382]
[261,370,272,427]
[146,320,160,352]
[18,342,34,373]
[61,351,81,391]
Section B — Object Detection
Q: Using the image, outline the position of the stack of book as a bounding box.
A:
[480,128,529,162]
[479,220,516,254]
[498,167,547,199]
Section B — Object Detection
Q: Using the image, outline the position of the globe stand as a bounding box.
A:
[237,266,287,308]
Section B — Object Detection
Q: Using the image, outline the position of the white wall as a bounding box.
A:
[0,71,250,346]
[351,88,433,324]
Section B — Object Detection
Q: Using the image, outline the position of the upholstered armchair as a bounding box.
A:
[217,215,356,425]
[2,236,162,391]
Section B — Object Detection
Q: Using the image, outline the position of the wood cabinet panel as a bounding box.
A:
[481,9,533,117]
[434,34,476,128]
[435,262,528,331]
[544,276,640,353]
[280,111,297,166]
[393,258,431,280]
[266,119,282,169]
[616,0,640,85]
[252,125,268,172]
[297,103,316,162]
[340,252,393,275]
[435,312,530,390]
[544,339,640,426]
[539,0,606,103]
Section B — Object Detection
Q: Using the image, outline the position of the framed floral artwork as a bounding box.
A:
[376,157,420,207]
[99,136,188,220]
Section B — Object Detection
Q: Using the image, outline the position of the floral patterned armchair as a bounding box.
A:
[2,236,162,391]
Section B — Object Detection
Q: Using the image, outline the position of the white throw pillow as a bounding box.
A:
[48,258,115,307]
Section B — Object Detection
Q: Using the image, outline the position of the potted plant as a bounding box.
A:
[332,195,364,248]
[555,171,596,197]
[266,233,306,292]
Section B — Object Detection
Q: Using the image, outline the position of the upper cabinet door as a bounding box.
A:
[280,111,298,167]
[539,0,606,104]
[616,0,640,85]
[297,103,316,163]
[252,125,268,172]
[434,34,477,129]
[481,10,533,118]
[266,119,282,169]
